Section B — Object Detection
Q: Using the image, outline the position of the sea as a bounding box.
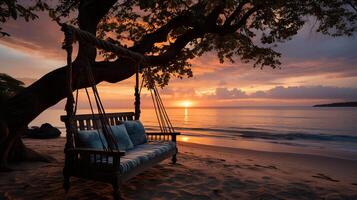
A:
[30,106,357,160]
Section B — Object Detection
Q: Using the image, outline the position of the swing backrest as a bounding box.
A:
[61,112,135,131]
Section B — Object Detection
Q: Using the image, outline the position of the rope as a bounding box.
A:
[150,89,164,133]
[62,24,76,163]
[154,85,175,132]
[144,70,175,134]
[73,89,79,115]
[61,23,120,152]
[84,88,107,150]
[84,60,119,151]
[60,23,175,152]
[134,64,141,120]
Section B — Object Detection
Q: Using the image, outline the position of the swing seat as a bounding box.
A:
[60,112,180,198]
[88,140,176,173]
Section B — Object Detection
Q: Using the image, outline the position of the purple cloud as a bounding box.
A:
[210,86,357,100]
[256,86,357,99]
[215,88,247,99]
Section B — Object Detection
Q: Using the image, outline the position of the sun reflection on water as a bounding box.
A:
[184,107,188,123]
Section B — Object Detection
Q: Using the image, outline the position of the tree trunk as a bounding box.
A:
[0,0,127,169]
[0,56,138,168]
[0,0,190,168]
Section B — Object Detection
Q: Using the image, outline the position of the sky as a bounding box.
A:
[0,11,357,108]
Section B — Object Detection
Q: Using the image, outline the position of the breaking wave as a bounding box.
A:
[146,126,357,143]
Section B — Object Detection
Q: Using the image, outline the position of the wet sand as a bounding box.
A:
[1,138,357,200]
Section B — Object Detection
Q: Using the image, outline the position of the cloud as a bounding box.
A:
[1,9,356,108]
[215,88,247,99]
[0,12,65,61]
[181,55,357,92]
[276,21,357,60]
[0,44,65,79]
[256,86,357,100]
[2,10,356,86]
[157,87,197,101]
[182,22,357,91]
[208,86,357,100]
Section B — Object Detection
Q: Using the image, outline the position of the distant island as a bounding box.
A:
[313,101,357,107]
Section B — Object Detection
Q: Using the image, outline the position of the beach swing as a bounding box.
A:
[59,24,180,199]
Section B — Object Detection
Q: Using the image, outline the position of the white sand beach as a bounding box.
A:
[1,138,357,200]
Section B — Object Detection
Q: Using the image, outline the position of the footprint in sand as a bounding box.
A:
[254,164,278,170]
[212,189,222,196]
[311,173,340,182]
[351,183,357,186]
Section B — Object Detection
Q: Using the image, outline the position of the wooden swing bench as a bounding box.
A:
[61,112,180,199]
[59,24,180,199]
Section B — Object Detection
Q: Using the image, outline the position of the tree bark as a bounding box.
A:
[0,58,137,167]
[0,0,121,169]
[0,0,238,168]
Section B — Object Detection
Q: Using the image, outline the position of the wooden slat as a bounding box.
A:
[78,120,85,130]
[61,112,135,122]
[86,119,91,130]
[110,117,115,125]
[74,121,79,130]
[114,117,120,125]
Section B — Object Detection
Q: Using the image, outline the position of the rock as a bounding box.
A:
[0,120,9,143]
[24,123,61,139]
[0,192,13,200]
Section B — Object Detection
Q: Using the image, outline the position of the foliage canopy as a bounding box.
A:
[0,73,24,104]
[1,0,357,87]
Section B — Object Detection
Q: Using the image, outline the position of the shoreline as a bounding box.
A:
[179,141,357,184]
[25,132,357,162]
[29,107,357,164]
[1,138,356,199]
[54,132,357,161]
[179,141,357,162]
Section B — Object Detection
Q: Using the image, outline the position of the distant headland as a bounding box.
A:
[313,101,357,107]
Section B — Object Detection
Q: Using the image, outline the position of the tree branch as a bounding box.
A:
[144,3,227,65]
[229,6,259,31]
[214,6,260,34]
[346,0,357,12]
[147,29,203,65]
[130,14,192,53]
[224,0,249,26]
[4,58,135,127]
[76,0,117,62]
[145,4,259,66]
[130,1,208,53]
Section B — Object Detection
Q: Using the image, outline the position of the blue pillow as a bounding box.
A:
[110,124,134,151]
[77,130,108,149]
[124,120,147,146]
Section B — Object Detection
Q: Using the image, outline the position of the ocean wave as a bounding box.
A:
[170,126,357,143]
[57,124,357,143]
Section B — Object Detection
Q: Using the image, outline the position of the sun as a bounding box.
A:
[179,100,194,108]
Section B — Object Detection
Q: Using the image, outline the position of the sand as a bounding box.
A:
[1,138,357,200]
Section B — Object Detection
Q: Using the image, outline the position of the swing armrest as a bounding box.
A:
[67,148,126,156]
[67,148,126,170]
[146,132,180,142]
[146,132,180,135]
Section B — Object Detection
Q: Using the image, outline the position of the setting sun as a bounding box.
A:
[179,100,194,108]
[1,1,357,199]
